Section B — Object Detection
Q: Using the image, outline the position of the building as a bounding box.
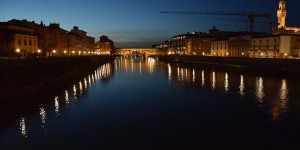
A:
[95,35,113,55]
[211,39,229,56]
[47,23,68,56]
[187,35,214,56]
[172,32,213,55]
[68,26,95,55]
[272,0,300,35]
[0,22,38,56]
[248,35,300,58]
[209,26,268,57]
[228,36,251,57]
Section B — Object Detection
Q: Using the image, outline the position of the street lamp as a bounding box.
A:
[16,48,20,53]
[37,49,41,53]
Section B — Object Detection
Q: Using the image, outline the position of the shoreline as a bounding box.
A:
[157,55,300,74]
[0,56,115,100]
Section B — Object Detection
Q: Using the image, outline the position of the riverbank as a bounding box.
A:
[158,55,300,74]
[0,56,115,100]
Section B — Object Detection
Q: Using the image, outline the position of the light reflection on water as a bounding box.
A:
[12,63,114,138]
[19,117,27,138]
[2,57,299,149]
[256,77,264,102]
[212,71,216,90]
[239,75,245,97]
[224,72,229,93]
[39,106,46,129]
[65,90,69,106]
[54,96,59,115]
[201,70,205,87]
[167,62,292,122]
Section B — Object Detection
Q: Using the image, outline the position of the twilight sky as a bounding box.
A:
[1,0,300,47]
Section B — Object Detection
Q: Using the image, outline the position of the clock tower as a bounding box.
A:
[277,0,287,28]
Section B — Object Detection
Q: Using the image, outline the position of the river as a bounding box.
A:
[1,56,300,149]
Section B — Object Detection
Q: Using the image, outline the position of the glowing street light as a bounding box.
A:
[16,48,20,53]
[37,49,41,53]
[242,52,245,56]
[52,50,56,53]
[64,50,67,54]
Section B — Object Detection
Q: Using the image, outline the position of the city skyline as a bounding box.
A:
[1,0,300,47]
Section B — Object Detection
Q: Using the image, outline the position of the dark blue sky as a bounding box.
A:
[1,0,299,47]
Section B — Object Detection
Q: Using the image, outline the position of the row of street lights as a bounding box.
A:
[15,48,101,56]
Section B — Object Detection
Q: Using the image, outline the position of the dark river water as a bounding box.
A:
[1,56,300,150]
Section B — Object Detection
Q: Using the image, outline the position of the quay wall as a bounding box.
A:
[158,55,300,74]
[0,56,115,99]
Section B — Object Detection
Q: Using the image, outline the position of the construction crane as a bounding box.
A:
[216,18,279,32]
[161,11,271,32]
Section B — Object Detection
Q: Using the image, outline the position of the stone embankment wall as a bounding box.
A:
[159,55,300,73]
[0,56,115,98]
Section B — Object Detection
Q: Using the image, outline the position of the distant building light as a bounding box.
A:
[16,48,20,53]
[52,50,56,53]
[284,53,288,56]
[226,52,229,55]
[64,50,67,54]
[72,51,75,54]
[260,52,264,56]
[37,49,41,53]
[242,52,245,55]
[202,52,205,55]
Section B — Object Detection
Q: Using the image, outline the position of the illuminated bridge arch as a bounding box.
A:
[114,48,161,56]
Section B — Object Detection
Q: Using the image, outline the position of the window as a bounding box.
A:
[259,40,262,43]
[18,39,21,45]
[267,39,269,43]
[24,40,27,46]
[29,40,32,46]
[274,39,277,42]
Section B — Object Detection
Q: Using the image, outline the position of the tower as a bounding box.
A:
[277,0,287,28]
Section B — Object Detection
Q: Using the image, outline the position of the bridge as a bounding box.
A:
[113,47,165,56]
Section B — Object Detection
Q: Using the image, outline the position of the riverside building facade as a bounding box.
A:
[0,19,98,57]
